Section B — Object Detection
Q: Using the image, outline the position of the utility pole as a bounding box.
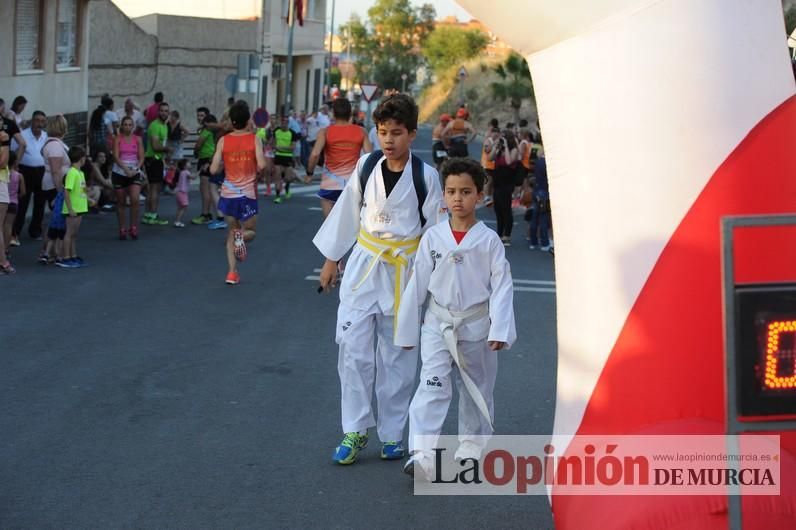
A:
[284,0,296,116]
[327,0,336,100]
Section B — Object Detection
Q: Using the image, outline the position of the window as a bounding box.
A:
[56,0,81,69]
[15,0,44,72]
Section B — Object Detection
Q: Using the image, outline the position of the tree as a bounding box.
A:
[490,52,534,124]
[338,0,436,89]
[422,26,489,74]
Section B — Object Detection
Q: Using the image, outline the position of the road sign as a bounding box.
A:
[361,83,379,103]
[457,66,468,79]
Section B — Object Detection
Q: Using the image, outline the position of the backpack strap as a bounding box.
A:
[411,154,427,227]
[358,150,428,227]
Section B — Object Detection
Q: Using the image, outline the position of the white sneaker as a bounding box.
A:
[540,244,552,252]
[403,453,435,481]
[174,221,185,228]
[454,440,483,462]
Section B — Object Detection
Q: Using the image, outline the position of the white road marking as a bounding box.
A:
[307,207,323,211]
[305,275,320,281]
[513,286,556,293]
[513,279,555,286]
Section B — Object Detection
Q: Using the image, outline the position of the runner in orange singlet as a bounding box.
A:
[209,101,266,285]
[306,98,373,217]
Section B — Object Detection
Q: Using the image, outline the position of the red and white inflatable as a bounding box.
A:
[457,0,796,527]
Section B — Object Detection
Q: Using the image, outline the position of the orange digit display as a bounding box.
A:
[764,320,796,390]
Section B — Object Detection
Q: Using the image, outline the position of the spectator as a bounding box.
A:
[192,107,216,225]
[167,110,189,161]
[488,128,519,246]
[316,104,331,129]
[13,110,48,241]
[3,152,25,260]
[142,102,173,225]
[40,115,70,264]
[102,95,120,149]
[59,146,89,268]
[529,145,552,252]
[123,98,146,137]
[173,159,192,227]
[84,149,114,211]
[0,129,10,273]
[298,110,310,169]
[145,92,164,125]
[112,115,145,240]
[0,99,27,169]
[10,96,27,127]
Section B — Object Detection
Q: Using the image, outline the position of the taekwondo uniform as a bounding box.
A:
[313,151,445,443]
[394,220,516,459]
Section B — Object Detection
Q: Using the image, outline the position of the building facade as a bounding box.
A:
[89,0,327,128]
[0,0,91,145]
[259,0,327,114]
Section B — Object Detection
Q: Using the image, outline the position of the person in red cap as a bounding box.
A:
[431,113,452,170]
[442,108,476,158]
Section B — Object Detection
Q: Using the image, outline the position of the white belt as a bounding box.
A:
[428,298,493,431]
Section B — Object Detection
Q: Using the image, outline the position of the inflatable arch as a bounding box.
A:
[456,0,796,527]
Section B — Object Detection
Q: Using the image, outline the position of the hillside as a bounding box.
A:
[418,54,538,131]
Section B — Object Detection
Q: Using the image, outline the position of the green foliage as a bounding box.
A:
[422,26,489,73]
[337,0,436,89]
[330,67,342,87]
[786,6,796,35]
[466,88,479,101]
[490,52,534,122]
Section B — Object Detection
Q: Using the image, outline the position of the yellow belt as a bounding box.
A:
[354,228,420,328]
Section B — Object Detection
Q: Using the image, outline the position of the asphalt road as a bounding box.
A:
[0,126,557,529]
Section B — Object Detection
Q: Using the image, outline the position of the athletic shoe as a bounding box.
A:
[56,258,77,269]
[208,219,227,230]
[225,271,240,285]
[0,260,15,274]
[191,214,210,225]
[332,432,369,465]
[174,221,185,228]
[38,253,49,265]
[141,213,155,225]
[540,244,552,252]
[153,216,169,226]
[233,229,247,261]
[381,441,405,460]
[9,237,20,247]
[528,245,537,250]
[285,191,292,199]
[273,196,283,204]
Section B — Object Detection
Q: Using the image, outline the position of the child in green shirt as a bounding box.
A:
[61,146,89,268]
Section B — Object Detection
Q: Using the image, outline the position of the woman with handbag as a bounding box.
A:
[488,129,520,246]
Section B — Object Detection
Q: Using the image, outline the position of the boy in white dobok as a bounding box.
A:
[395,157,516,478]
[314,94,445,465]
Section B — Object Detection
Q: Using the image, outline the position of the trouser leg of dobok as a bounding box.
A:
[336,303,378,435]
[408,323,454,455]
[456,339,497,453]
[374,311,418,442]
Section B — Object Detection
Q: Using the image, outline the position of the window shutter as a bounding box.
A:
[57,0,79,68]
[15,0,42,71]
